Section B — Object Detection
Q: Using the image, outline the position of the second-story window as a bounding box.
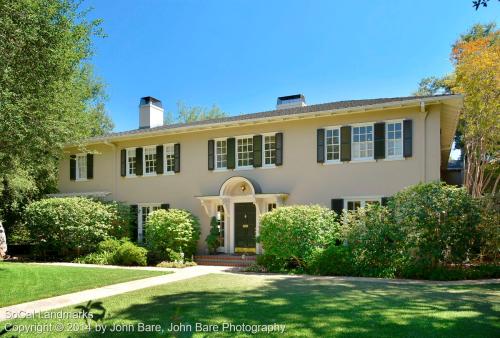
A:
[76,154,87,180]
[263,135,276,166]
[127,149,136,176]
[386,121,403,158]
[144,146,156,175]
[325,128,340,162]
[352,124,373,160]
[164,144,175,173]
[237,137,253,168]
[216,139,227,169]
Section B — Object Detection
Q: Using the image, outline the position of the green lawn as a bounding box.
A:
[0,262,169,307]
[5,273,499,337]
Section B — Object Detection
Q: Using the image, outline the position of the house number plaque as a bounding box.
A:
[242,224,249,228]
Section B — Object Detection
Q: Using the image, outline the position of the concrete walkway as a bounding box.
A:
[0,265,232,322]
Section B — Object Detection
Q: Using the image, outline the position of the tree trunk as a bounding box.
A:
[0,221,7,259]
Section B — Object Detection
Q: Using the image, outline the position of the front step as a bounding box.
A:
[194,254,256,267]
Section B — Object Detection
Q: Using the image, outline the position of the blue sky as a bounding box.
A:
[84,0,498,132]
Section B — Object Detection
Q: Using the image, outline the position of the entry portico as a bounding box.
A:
[197,176,287,254]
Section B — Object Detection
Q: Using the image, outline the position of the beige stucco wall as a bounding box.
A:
[58,105,443,253]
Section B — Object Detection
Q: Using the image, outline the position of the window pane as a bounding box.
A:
[264,135,276,165]
[144,147,156,174]
[386,122,403,157]
[77,155,87,180]
[325,128,340,161]
[352,125,373,160]
[237,137,253,167]
[127,150,136,175]
[164,144,175,172]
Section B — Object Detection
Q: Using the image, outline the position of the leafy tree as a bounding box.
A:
[165,101,227,124]
[452,29,500,196]
[205,216,221,254]
[472,0,499,10]
[413,75,455,96]
[0,0,112,237]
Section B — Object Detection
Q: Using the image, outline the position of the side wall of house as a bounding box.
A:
[58,105,442,252]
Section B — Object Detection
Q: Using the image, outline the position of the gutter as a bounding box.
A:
[68,95,463,147]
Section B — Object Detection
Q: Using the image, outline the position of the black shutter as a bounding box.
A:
[70,155,76,180]
[381,197,390,206]
[86,153,94,179]
[275,132,283,166]
[340,126,351,162]
[120,149,126,177]
[403,119,413,158]
[156,145,164,174]
[331,199,344,217]
[227,137,235,169]
[161,203,170,210]
[130,205,138,242]
[136,147,143,176]
[253,135,262,168]
[208,140,215,170]
[374,122,385,160]
[317,128,325,163]
[174,143,180,173]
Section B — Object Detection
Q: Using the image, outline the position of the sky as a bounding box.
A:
[84,0,498,133]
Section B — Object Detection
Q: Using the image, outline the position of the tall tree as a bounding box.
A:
[452,29,500,196]
[166,101,227,124]
[0,0,112,236]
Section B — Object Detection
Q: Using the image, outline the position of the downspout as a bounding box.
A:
[420,101,429,182]
[103,140,117,198]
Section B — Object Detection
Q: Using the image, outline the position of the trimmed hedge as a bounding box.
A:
[75,238,147,266]
[258,205,340,269]
[145,209,200,261]
[25,197,116,255]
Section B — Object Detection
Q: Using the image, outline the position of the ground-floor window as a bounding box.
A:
[345,198,381,211]
[138,204,161,242]
[216,205,225,248]
[267,203,277,212]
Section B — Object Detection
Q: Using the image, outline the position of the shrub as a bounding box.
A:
[477,194,500,263]
[145,209,200,261]
[392,182,481,267]
[255,254,290,273]
[307,245,355,276]
[97,238,123,254]
[341,203,404,277]
[74,251,114,265]
[113,241,147,266]
[205,216,221,254]
[25,197,115,256]
[156,261,197,268]
[104,201,134,239]
[258,205,340,268]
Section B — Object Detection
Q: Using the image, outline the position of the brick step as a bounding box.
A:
[195,255,256,261]
[194,255,256,267]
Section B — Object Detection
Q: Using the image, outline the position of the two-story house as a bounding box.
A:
[56,94,463,254]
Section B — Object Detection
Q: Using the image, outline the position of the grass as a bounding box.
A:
[5,273,499,337]
[0,262,169,307]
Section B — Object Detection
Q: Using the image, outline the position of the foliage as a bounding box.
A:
[477,194,500,262]
[113,241,147,266]
[472,0,498,11]
[258,205,340,268]
[75,238,148,266]
[205,216,221,254]
[255,254,291,273]
[341,204,404,277]
[307,246,355,276]
[392,182,481,267]
[401,263,500,280]
[25,197,115,255]
[0,222,7,258]
[0,0,112,243]
[145,209,200,261]
[156,261,197,268]
[413,75,455,96]
[102,201,134,239]
[452,26,500,196]
[165,100,227,124]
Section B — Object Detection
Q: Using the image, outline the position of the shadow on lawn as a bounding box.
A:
[76,275,499,338]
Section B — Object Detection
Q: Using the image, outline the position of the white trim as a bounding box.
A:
[137,203,161,243]
[351,122,374,161]
[163,143,176,174]
[323,126,341,164]
[142,145,157,176]
[75,153,87,181]
[385,119,404,160]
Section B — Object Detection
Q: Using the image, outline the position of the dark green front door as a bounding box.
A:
[234,202,256,252]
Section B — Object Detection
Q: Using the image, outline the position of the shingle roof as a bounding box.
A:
[92,94,458,141]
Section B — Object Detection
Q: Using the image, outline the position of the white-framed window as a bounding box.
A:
[386,121,403,159]
[76,154,87,180]
[138,204,161,243]
[215,139,227,169]
[325,127,341,162]
[345,198,381,211]
[216,205,225,248]
[126,149,136,176]
[143,146,157,175]
[352,124,374,160]
[263,134,276,166]
[237,136,253,168]
[164,144,175,173]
